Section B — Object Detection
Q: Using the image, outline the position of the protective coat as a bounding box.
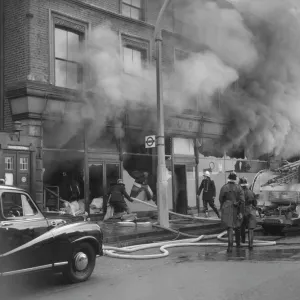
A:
[243,188,257,229]
[219,182,245,228]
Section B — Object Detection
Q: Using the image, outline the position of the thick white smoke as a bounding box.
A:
[54,0,300,159]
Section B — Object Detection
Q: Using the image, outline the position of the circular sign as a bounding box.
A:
[21,176,27,183]
[146,136,155,147]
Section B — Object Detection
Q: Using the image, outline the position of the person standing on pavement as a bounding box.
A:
[239,177,257,250]
[219,172,245,253]
[197,171,220,218]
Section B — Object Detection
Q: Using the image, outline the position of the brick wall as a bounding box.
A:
[25,0,183,85]
[3,0,30,130]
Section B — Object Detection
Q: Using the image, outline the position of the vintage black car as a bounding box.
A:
[0,185,103,283]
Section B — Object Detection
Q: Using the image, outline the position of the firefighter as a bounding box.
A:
[197,171,220,218]
[239,177,257,250]
[107,179,134,214]
[219,172,245,253]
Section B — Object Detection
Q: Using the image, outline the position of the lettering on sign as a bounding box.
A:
[166,118,198,133]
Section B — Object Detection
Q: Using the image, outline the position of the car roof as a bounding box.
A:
[0,185,26,192]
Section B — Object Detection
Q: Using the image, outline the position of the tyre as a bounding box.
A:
[63,242,96,283]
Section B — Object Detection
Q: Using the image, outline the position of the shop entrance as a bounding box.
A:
[3,151,31,192]
[174,165,188,214]
[89,162,120,200]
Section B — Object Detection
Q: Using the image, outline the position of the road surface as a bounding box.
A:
[3,245,300,300]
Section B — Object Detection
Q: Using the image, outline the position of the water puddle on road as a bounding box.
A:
[174,247,300,264]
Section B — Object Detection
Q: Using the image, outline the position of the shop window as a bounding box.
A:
[1,192,38,218]
[122,0,144,20]
[54,27,83,88]
[5,157,13,170]
[20,157,28,171]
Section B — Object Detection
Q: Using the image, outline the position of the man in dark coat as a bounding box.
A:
[197,171,220,218]
[219,172,245,253]
[239,177,257,250]
[107,179,133,213]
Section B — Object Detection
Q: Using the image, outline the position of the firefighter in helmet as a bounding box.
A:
[239,177,257,250]
[219,172,245,253]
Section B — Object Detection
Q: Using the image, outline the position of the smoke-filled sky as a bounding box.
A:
[55,0,300,159]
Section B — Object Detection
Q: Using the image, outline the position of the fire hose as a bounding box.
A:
[103,197,277,259]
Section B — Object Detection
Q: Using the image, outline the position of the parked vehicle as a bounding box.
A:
[0,185,103,283]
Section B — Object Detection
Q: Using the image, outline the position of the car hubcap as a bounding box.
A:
[74,252,88,271]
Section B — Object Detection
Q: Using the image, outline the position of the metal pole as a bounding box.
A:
[194,139,200,215]
[156,30,169,227]
[84,123,90,218]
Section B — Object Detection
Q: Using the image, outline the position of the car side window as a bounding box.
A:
[1,192,38,218]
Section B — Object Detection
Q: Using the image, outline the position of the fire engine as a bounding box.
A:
[251,160,300,235]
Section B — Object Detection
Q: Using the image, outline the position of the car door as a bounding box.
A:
[0,190,54,275]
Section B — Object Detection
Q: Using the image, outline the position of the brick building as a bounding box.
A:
[0,0,267,214]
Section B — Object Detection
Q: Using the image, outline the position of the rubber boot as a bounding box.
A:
[235,228,241,248]
[227,228,233,253]
[212,206,221,219]
[248,230,254,250]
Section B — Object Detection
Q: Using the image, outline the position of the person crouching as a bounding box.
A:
[239,177,257,250]
[107,179,134,214]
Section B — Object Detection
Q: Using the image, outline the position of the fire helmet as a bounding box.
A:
[239,177,248,187]
[204,171,211,177]
[228,172,237,181]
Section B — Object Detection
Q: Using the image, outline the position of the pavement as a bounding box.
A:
[3,243,300,300]
[94,210,223,246]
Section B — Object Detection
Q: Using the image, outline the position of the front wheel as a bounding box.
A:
[63,242,96,283]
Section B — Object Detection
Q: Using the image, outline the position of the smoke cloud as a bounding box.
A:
[52,0,300,160]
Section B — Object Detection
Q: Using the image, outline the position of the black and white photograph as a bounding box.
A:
[1,0,300,299]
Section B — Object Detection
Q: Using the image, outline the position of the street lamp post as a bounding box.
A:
[154,0,171,228]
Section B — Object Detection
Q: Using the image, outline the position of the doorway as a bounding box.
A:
[174,165,188,214]
[89,162,120,200]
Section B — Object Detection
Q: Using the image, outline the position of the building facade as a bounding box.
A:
[1,0,269,214]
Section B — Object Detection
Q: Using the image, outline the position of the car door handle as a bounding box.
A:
[0,221,13,226]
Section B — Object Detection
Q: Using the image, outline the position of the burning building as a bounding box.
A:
[1,0,298,215]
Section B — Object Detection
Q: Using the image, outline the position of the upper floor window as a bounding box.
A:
[174,48,190,63]
[123,46,146,75]
[122,0,144,20]
[54,27,83,89]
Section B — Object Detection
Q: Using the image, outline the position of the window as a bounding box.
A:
[54,27,83,89]
[122,0,144,20]
[174,48,190,63]
[123,46,146,74]
[1,192,38,218]
[5,157,13,170]
[20,157,29,171]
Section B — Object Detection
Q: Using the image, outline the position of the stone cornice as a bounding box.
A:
[6,80,84,102]
[65,0,155,30]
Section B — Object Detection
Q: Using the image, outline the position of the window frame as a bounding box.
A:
[5,157,14,171]
[0,191,43,220]
[121,34,150,75]
[121,0,146,21]
[49,11,90,88]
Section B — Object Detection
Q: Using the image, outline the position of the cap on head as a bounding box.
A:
[239,177,248,187]
[204,171,211,178]
[228,172,237,181]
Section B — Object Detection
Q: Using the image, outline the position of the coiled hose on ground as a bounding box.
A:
[103,198,276,259]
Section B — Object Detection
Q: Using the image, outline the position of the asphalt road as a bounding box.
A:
[3,245,300,300]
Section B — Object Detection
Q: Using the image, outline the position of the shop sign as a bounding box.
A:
[145,135,156,148]
[165,118,199,133]
[7,145,30,151]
